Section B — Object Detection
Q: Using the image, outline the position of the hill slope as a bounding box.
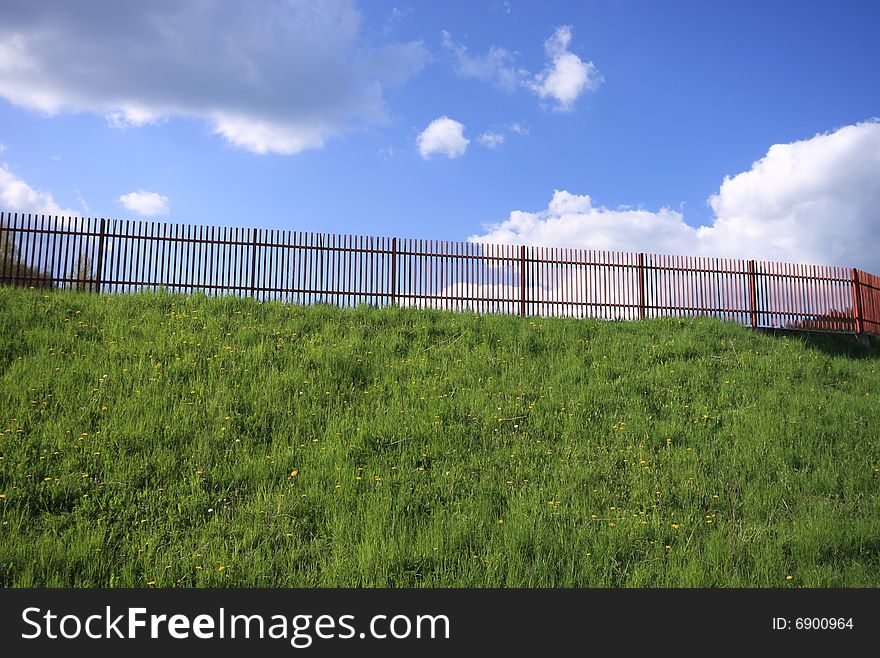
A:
[1,286,878,587]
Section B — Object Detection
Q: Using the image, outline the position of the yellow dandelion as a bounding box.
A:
[672,523,680,529]
[786,575,793,581]
[289,469,299,479]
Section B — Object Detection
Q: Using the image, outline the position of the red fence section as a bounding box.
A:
[1,212,877,335]
[857,269,880,334]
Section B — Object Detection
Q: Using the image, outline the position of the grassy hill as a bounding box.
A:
[1,286,878,587]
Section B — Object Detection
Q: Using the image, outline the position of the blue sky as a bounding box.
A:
[1,0,879,270]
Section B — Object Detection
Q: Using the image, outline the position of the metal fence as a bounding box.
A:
[1,211,878,334]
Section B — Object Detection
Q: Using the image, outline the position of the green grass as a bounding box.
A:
[1,286,879,587]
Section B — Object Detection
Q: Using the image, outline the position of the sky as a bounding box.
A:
[1,0,879,272]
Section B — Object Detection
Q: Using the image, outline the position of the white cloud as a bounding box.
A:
[377,145,396,161]
[74,188,89,213]
[443,26,600,112]
[0,1,427,155]
[508,122,530,135]
[527,26,603,111]
[701,120,880,269]
[382,6,413,37]
[0,143,6,154]
[117,189,169,216]
[472,190,691,254]
[441,31,524,92]
[470,120,880,273]
[442,25,603,112]
[478,131,505,148]
[0,164,76,215]
[417,116,469,159]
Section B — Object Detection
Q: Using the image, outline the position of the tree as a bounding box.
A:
[70,252,99,292]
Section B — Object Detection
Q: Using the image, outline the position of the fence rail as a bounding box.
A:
[1,211,878,335]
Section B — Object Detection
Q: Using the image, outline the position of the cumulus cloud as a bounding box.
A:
[0,0,428,155]
[472,190,691,254]
[443,26,600,111]
[526,26,603,111]
[0,165,76,215]
[470,120,880,273]
[417,116,469,159]
[478,131,505,148]
[117,190,170,216]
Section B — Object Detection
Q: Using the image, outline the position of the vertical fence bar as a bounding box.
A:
[0,211,7,283]
[187,223,196,295]
[639,252,645,320]
[15,214,26,285]
[851,268,864,334]
[390,236,397,306]
[748,259,758,328]
[93,217,107,293]
[519,244,527,316]
[47,215,58,288]
[249,227,257,299]
[35,214,47,287]
[24,214,38,288]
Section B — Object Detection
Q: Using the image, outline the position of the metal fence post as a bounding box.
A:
[519,245,527,316]
[638,252,646,320]
[851,268,864,334]
[390,237,397,306]
[0,211,8,284]
[95,217,106,294]
[747,260,758,328]
[249,228,258,299]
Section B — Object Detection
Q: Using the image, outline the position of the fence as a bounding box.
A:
[1,211,879,335]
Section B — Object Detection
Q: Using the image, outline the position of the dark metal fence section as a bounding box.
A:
[857,269,880,334]
[1,211,877,335]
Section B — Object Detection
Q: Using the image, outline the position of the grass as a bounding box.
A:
[0,285,878,587]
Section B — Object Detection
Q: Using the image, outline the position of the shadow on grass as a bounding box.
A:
[760,328,880,360]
